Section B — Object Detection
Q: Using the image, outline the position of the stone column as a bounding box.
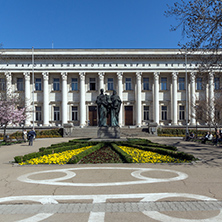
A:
[98,72,105,90]
[172,72,178,125]
[61,72,68,125]
[79,72,86,128]
[190,72,196,125]
[42,72,49,126]
[153,72,160,124]
[23,72,31,126]
[136,72,142,127]
[4,72,12,96]
[117,72,123,127]
[209,72,215,122]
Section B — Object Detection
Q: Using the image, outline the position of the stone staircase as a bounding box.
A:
[68,126,156,138]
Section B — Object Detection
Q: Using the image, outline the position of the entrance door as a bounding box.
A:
[89,106,97,126]
[125,106,133,126]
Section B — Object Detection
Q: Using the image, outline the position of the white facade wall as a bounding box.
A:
[0,49,217,127]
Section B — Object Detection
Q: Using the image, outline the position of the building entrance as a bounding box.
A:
[89,106,97,126]
[125,106,133,126]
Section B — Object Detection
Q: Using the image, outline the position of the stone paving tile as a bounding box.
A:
[0,201,222,214]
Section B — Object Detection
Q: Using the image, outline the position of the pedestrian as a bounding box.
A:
[202,132,213,144]
[27,129,36,146]
[215,130,220,146]
[23,129,27,142]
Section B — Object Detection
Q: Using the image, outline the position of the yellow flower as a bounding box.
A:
[19,146,92,165]
[118,146,187,163]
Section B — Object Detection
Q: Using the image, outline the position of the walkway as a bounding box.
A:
[0,137,222,222]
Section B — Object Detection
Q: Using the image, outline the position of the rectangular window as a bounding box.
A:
[214,77,220,90]
[89,78,96,90]
[179,77,185,90]
[143,77,149,90]
[144,106,149,120]
[107,78,114,91]
[72,106,78,121]
[53,78,60,91]
[35,106,42,121]
[35,78,42,91]
[179,105,185,120]
[125,78,132,90]
[54,106,60,121]
[215,108,220,120]
[196,77,202,90]
[0,78,6,91]
[71,78,78,91]
[161,77,167,90]
[17,78,24,91]
[161,106,167,120]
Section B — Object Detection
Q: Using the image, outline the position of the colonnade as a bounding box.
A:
[3,71,215,127]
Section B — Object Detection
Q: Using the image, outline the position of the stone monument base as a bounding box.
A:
[97,126,120,139]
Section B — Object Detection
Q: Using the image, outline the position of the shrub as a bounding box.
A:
[110,143,134,163]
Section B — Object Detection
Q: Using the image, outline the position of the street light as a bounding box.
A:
[32,47,35,130]
[185,50,189,139]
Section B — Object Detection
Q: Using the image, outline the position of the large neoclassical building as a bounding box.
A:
[0,49,217,127]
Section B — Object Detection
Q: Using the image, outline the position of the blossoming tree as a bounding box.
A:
[0,94,26,141]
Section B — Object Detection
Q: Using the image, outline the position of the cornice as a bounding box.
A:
[0,49,203,61]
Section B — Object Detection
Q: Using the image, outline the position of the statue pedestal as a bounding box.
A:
[97,127,120,139]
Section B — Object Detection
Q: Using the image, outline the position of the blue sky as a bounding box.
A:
[0,0,183,49]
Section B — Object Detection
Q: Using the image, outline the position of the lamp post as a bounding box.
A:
[32,47,35,130]
[185,51,189,139]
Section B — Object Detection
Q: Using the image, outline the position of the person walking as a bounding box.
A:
[27,130,36,146]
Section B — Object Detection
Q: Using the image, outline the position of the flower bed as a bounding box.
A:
[118,146,188,163]
[14,138,196,165]
[79,146,124,164]
[19,146,92,165]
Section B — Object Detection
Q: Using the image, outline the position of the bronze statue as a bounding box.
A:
[110,90,122,126]
[96,89,122,127]
[96,89,109,127]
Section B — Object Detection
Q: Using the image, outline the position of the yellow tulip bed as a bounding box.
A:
[19,146,92,165]
[118,146,188,163]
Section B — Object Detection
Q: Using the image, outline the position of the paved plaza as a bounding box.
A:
[0,137,222,221]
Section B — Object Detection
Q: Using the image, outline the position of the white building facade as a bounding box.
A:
[0,49,217,127]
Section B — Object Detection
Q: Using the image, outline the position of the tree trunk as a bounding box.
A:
[3,125,7,142]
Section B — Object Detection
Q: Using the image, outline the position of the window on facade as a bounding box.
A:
[179,77,185,90]
[72,106,78,121]
[107,78,114,91]
[0,78,6,91]
[71,78,78,91]
[179,105,185,120]
[35,106,42,121]
[35,78,42,91]
[125,78,132,90]
[53,78,60,91]
[143,77,149,90]
[196,77,202,90]
[161,106,167,120]
[17,78,24,91]
[215,108,220,120]
[161,77,167,90]
[144,106,149,120]
[54,106,60,121]
[214,77,220,90]
[89,78,96,90]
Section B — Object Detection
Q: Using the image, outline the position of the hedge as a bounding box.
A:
[110,143,134,163]
[157,128,208,137]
